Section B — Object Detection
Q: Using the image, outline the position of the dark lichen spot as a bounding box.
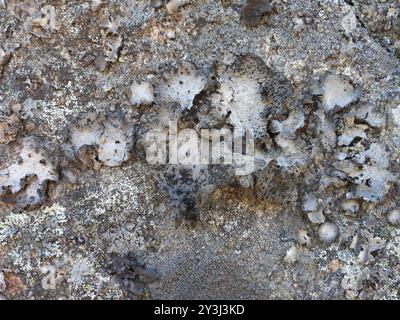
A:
[106,252,159,298]
[241,0,271,27]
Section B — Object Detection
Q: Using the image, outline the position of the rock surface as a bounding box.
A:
[0,0,399,300]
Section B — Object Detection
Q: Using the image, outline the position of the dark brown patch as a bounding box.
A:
[241,0,272,27]
[0,52,12,81]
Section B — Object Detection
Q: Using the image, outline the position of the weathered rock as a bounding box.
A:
[0,0,399,301]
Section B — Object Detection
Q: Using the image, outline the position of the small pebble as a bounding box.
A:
[166,30,176,39]
[268,120,282,134]
[166,0,188,13]
[387,209,400,226]
[151,0,164,9]
[283,245,299,264]
[318,222,339,245]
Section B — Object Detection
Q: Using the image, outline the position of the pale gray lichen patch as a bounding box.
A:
[67,255,95,287]
[211,76,267,138]
[0,137,58,208]
[273,109,308,167]
[104,36,123,63]
[68,112,133,168]
[335,141,394,202]
[201,56,272,140]
[357,230,385,265]
[130,81,154,106]
[350,165,394,202]
[99,14,121,36]
[0,0,400,300]
[315,74,360,113]
[350,103,385,129]
[301,193,319,212]
[337,127,367,146]
[25,5,58,37]
[155,62,208,110]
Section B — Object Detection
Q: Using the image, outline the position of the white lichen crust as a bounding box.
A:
[130,81,154,106]
[0,137,58,208]
[156,62,207,110]
[69,112,133,168]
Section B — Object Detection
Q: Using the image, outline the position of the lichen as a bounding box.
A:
[0,137,58,209]
[68,111,133,168]
[315,74,361,113]
[156,62,207,110]
[130,81,154,106]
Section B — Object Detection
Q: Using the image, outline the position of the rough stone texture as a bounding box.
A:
[0,0,399,300]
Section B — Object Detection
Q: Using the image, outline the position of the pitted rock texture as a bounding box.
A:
[0,0,400,300]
